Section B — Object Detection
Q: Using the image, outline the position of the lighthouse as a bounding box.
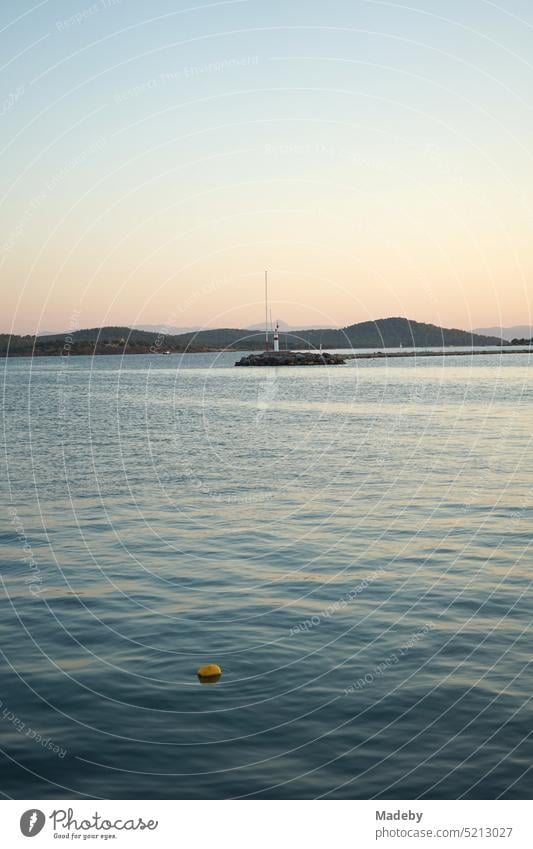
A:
[264,270,280,352]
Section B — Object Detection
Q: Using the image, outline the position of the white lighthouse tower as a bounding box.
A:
[273,321,280,352]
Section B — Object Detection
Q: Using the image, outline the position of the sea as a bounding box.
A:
[1,349,532,799]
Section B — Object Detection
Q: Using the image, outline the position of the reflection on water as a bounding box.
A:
[1,351,532,798]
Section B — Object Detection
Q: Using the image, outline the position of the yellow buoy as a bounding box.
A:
[197,663,222,682]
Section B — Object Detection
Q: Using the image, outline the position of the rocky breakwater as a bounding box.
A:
[235,350,347,366]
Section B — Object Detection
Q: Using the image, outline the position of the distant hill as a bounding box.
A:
[247,320,339,332]
[474,325,533,342]
[304,317,505,349]
[35,326,156,343]
[177,317,505,349]
[247,319,292,332]
[172,319,502,350]
[0,326,261,356]
[133,324,203,335]
[1,317,506,356]
[0,327,170,356]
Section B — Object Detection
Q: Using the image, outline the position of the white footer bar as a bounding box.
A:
[2,799,530,848]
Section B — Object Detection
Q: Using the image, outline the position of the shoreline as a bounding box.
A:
[2,347,532,360]
[348,348,532,360]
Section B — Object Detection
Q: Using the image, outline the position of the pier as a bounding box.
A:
[235,348,532,366]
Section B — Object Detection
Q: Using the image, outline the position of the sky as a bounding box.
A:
[1,0,532,334]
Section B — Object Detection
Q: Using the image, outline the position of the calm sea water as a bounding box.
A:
[1,351,532,799]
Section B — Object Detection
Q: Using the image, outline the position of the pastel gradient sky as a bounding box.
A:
[1,0,532,334]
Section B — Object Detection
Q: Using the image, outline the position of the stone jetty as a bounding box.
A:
[235,350,348,366]
[235,347,532,367]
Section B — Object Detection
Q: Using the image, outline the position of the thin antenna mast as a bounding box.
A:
[264,270,269,350]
